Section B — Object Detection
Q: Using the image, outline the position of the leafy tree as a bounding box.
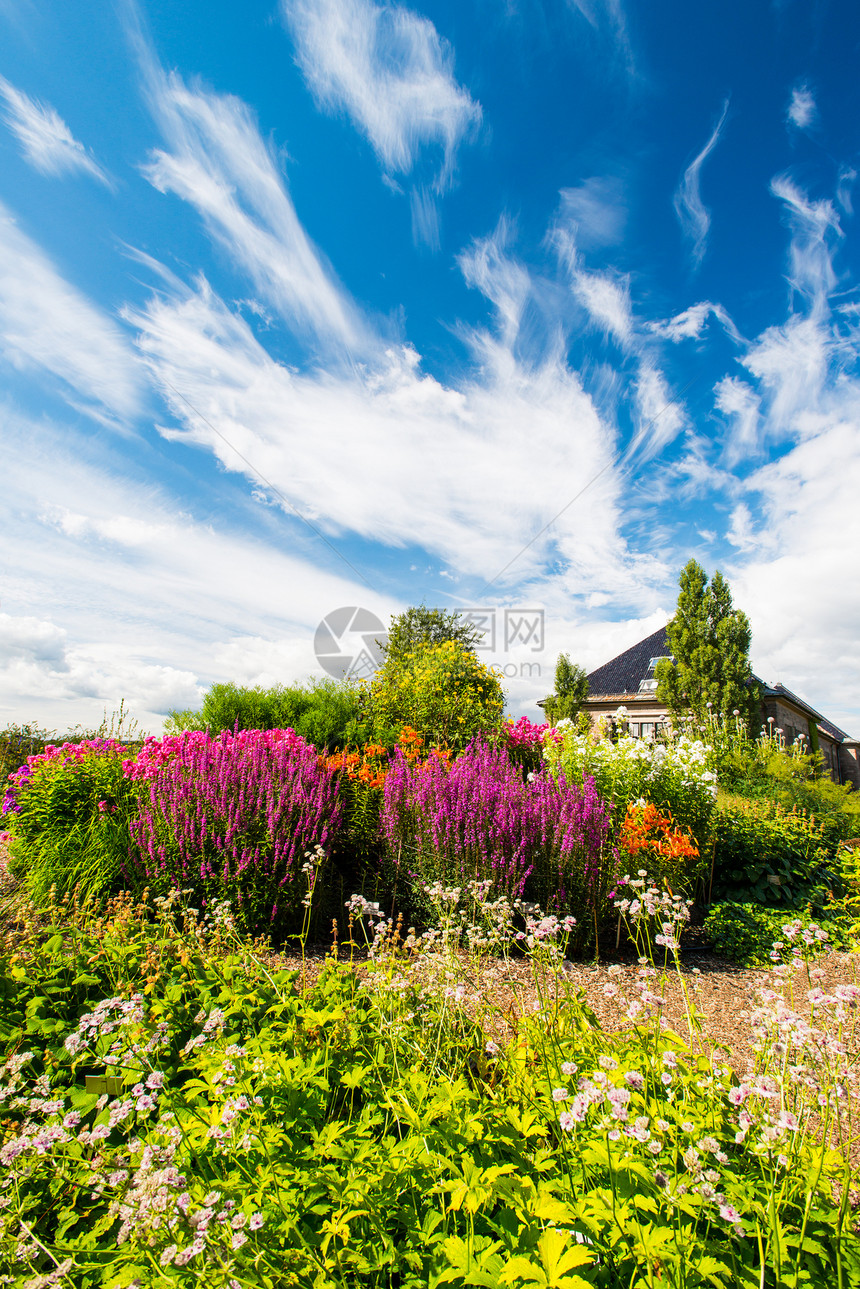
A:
[655,560,760,732]
[544,654,589,725]
[366,639,505,752]
[380,606,484,662]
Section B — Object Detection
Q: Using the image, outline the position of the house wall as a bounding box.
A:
[839,744,860,791]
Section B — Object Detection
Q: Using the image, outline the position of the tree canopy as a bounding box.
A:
[655,560,760,731]
[544,654,589,725]
[379,606,484,662]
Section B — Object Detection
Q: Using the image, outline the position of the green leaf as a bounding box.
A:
[500,1229,593,1288]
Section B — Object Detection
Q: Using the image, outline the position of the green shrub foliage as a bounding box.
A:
[166,677,363,750]
[710,797,840,910]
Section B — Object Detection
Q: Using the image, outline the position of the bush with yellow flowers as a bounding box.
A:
[365,639,504,753]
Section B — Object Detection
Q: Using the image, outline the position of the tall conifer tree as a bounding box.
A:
[655,560,760,731]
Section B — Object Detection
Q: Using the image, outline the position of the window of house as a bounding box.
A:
[639,656,673,693]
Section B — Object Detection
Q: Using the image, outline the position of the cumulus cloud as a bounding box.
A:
[787,83,817,131]
[0,613,69,670]
[0,408,399,729]
[0,200,142,419]
[0,75,111,184]
[281,0,480,185]
[673,99,729,268]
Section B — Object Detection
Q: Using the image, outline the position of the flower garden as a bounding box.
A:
[0,695,859,1287]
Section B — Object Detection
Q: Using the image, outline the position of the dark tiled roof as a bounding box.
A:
[586,625,670,697]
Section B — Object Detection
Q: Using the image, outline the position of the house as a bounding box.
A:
[542,625,860,789]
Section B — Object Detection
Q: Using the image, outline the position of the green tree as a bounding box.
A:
[379,606,484,661]
[544,654,589,725]
[655,560,760,731]
[367,639,505,751]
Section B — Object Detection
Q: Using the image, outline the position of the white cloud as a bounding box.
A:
[570,268,633,347]
[0,614,69,669]
[714,376,760,465]
[127,274,643,599]
[557,176,627,250]
[673,99,729,268]
[732,417,860,734]
[0,75,110,184]
[458,220,532,351]
[550,216,633,347]
[281,0,480,184]
[141,68,368,355]
[787,83,817,131]
[770,174,842,308]
[564,0,635,74]
[0,200,142,419]
[742,315,829,433]
[628,364,686,463]
[649,301,742,345]
[409,185,441,250]
[0,407,400,730]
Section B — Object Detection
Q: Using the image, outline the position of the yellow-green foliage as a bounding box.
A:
[366,639,504,751]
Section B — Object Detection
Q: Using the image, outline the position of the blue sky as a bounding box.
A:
[1,0,859,735]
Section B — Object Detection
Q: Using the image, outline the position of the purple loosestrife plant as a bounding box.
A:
[123,728,343,933]
[382,738,613,944]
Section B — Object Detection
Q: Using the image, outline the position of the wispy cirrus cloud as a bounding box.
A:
[0,200,142,418]
[648,301,742,345]
[673,98,729,268]
[564,0,635,75]
[787,82,817,131]
[0,74,110,184]
[770,174,842,308]
[127,271,648,602]
[557,176,627,250]
[139,62,369,356]
[280,0,481,186]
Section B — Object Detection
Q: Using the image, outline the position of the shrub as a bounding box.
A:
[710,798,837,909]
[2,738,137,904]
[381,738,613,946]
[703,900,854,965]
[166,678,363,750]
[124,728,343,933]
[543,725,716,850]
[365,639,505,753]
[0,721,53,787]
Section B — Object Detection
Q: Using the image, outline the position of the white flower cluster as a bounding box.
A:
[544,728,717,819]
